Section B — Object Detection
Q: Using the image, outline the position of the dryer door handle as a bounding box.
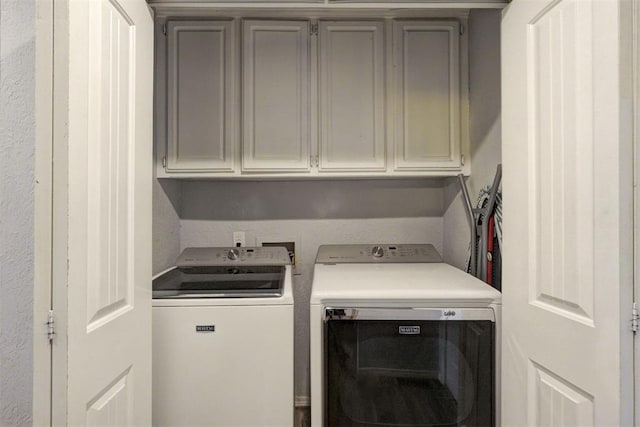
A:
[324,307,496,322]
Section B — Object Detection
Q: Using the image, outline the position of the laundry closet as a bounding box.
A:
[145,0,635,425]
[151,0,502,402]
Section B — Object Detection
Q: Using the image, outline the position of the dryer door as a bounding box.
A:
[325,309,495,427]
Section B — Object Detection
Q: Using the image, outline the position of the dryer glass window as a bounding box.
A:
[325,320,494,426]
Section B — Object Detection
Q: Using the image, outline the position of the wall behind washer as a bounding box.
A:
[0,0,35,425]
[443,9,502,270]
[153,178,182,274]
[176,179,446,400]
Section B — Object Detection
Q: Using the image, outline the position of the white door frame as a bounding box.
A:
[33,0,73,423]
[634,0,640,423]
[33,0,55,424]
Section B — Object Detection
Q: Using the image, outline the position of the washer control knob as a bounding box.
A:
[227,248,240,260]
[372,246,385,258]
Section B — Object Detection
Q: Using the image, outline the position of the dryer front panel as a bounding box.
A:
[324,309,495,427]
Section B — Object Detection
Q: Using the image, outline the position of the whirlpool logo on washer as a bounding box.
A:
[398,326,420,335]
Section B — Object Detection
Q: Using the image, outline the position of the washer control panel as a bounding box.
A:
[177,246,291,267]
[315,244,442,264]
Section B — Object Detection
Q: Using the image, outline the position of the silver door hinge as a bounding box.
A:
[310,24,318,36]
[47,310,55,342]
[162,156,167,168]
[461,154,465,166]
[632,302,639,333]
[162,23,167,36]
[460,24,465,36]
[310,155,319,168]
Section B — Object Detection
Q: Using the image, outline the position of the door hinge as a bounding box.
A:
[310,23,318,36]
[162,23,167,36]
[460,23,465,36]
[47,310,55,342]
[461,154,465,166]
[632,303,639,333]
[162,156,167,169]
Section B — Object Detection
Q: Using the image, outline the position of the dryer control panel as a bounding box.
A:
[315,244,442,264]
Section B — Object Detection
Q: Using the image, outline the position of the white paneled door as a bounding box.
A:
[53,0,154,425]
[502,0,634,425]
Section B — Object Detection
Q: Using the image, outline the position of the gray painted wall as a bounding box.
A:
[0,0,35,425]
[153,178,182,273]
[443,9,502,270]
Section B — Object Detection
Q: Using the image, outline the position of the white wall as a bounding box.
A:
[443,9,502,270]
[0,0,35,425]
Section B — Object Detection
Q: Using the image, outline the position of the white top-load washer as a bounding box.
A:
[310,244,501,427]
[153,246,293,427]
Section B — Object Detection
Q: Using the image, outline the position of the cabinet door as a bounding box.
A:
[393,21,461,170]
[243,20,310,172]
[319,21,386,172]
[166,21,236,173]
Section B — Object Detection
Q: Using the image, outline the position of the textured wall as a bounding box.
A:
[0,0,35,425]
[442,9,502,270]
[153,178,182,274]
[175,179,445,399]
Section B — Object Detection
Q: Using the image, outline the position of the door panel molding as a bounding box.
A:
[526,0,595,325]
[528,361,594,426]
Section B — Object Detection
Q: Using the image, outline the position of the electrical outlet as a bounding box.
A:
[233,231,245,247]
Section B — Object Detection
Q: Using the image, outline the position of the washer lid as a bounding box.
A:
[310,263,501,305]
[153,265,286,299]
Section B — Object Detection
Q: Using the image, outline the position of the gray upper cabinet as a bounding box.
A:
[165,20,236,173]
[157,16,469,178]
[242,20,311,172]
[318,21,386,172]
[393,20,462,171]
